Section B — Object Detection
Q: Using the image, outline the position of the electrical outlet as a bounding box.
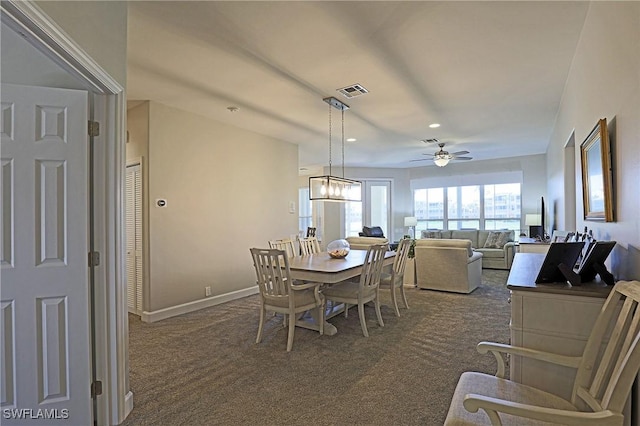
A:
[205,286,212,297]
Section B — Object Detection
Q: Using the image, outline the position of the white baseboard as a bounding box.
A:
[123,391,134,420]
[141,286,259,323]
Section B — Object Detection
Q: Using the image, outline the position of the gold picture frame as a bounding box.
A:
[580,118,614,221]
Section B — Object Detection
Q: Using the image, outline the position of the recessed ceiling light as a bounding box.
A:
[346,138,357,142]
[429,123,440,128]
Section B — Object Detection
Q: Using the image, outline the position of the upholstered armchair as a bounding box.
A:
[347,226,389,250]
[345,236,389,251]
[414,239,483,293]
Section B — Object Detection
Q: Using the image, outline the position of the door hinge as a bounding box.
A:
[88,251,100,267]
[88,120,100,137]
[91,381,103,398]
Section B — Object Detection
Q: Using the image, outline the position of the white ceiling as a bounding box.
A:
[127,1,589,170]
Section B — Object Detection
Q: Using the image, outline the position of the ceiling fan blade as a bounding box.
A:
[451,150,469,156]
[409,158,430,162]
[452,156,473,161]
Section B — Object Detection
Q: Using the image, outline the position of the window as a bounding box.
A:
[484,183,521,231]
[413,183,521,234]
[414,188,444,235]
[345,200,362,237]
[298,188,313,235]
[447,186,480,230]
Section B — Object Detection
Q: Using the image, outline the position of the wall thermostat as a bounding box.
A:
[156,199,167,207]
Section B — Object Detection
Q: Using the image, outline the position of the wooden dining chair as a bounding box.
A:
[379,238,411,317]
[249,248,324,352]
[298,236,321,256]
[268,238,296,258]
[444,280,640,425]
[322,244,387,337]
[306,227,316,237]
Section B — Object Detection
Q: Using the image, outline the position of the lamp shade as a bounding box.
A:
[525,214,541,226]
[404,216,418,227]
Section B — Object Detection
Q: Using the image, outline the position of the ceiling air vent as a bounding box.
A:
[337,84,368,99]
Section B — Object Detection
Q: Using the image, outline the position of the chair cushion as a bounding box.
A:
[264,288,319,309]
[323,281,376,300]
[476,248,504,259]
[444,372,578,425]
[483,231,512,249]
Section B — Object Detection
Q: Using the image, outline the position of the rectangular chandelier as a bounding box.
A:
[309,175,362,202]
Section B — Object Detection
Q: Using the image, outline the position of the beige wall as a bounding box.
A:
[2,1,127,88]
[141,101,298,311]
[547,2,640,280]
[36,0,128,85]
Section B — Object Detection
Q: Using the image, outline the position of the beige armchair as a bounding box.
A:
[345,236,389,251]
[414,239,483,293]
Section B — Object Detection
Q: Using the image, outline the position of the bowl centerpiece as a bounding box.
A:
[327,239,350,259]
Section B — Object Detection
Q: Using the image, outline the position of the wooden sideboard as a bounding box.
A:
[516,237,551,254]
[506,253,633,424]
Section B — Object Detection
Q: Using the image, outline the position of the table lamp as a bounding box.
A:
[525,214,542,238]
[404,216,418,239]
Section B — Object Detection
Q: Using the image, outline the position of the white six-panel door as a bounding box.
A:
[1,84,91,424]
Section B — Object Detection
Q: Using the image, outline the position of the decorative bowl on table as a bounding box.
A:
[327,239,350,259]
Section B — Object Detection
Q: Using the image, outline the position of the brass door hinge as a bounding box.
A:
[88,251,100,267]
[91,381,102,398]
[88,120,100,137]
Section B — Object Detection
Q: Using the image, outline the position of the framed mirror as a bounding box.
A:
[580,118,614,221]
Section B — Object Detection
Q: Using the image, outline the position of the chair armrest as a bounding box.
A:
[463,394,622,426]
[477,341,581,378]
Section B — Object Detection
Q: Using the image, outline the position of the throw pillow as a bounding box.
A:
[483,231,511,249]
[494,231,512,248]
[421,230,441,239]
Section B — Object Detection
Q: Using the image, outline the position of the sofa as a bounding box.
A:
[420,229,515,270]
[414,239,483,293]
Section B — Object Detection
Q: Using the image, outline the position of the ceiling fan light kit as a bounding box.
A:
[434,156,450,167]
[309,96,362,202]
[413,138,473,167]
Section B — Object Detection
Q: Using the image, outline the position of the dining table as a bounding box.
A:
[286,249,396,335]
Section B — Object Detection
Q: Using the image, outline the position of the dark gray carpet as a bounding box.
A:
[122,269,510,426]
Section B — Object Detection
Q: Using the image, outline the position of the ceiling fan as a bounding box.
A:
[411,138,473,167]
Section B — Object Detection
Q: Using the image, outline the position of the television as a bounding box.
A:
[535,242,585,284]
[577,241,616,285]
[541,196,545,239]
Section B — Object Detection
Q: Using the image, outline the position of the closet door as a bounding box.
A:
[126,163,143,315]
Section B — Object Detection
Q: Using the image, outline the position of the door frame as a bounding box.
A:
[1,1,129,424]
